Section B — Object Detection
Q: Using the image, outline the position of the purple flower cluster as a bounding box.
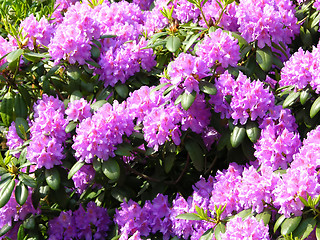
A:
[48,202,111,240]
[144,0,171,34]
[0,36,16,66]
[114,194,172,239]
[20,14,54,50]
[48,2,100,65]
[162,53,209,94]
[196,28,240,69]
[72,101,134,163]
[210,71,275,124]
[65,98,92,122]
[174,0,200,24]
[221,216,270,240]
[280,43,320,93]
[235,0,299,48]
[71,164,96,194]
[27,95,68,169]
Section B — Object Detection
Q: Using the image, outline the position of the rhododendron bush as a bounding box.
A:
[0,0,320,239]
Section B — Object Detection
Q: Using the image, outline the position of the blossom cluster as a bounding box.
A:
[48,202,111,240]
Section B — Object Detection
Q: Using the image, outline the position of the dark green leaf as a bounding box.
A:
[245,121,260,143]
[100,35,117,39]
[85,60,100,68]
[23,52,49,62]
[66,66,81,81]
[14,94,28,119]
[114,144,132,156]
[176,213,202,221]
[256,47,273,72]
[68,161,85,179]
[181,91,196,110]
[283,91,300,108]
[102,159,120,181]
[185,139,204,171]
[316,222,320,240]
[199,81,217,95]
[293,217,316,240]
[231,32,249,48]
[0,91,14,126]
[91,44,100,59]
[230,125,246,148]
[15,181,28,206]
[45,168,61,190]
[310,96,320,118]
[0,178,15,208]
[115,84,129,98]
[15,117,29,140]
[23,215,35,229]
[281,216,302,236]
[166,36,181,53]
[164,153,175,173]
[0,223,13,237]
[184,32,201,53]
[214,223,226,240]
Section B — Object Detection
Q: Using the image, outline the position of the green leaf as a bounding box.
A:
[292,217,316,240]
[214,223,226,240]
[199,81,217,95]
[274,215,286,233]
[91,100,107,111]
[199,228,214,240]
[166,36,181,53]
[45,168,61,191]
[0,178,15,208]
[255,210,271,226]
[115,144,132,156]
[14,94,28,119]
[0,223,13,237]
[102,159,120,181]
[281,216,302,236]
[66,66,81,81]
[90,44,100,59]
[85,60,100,69]
[18,173,37,188]
[181,91,196,110]
[15,181,28,206]
[230,125,246,148]
[100,35,117,39]
[23,215,35,229]
[115,84,129,98]
[316,222,320,240]
[300,89,310,105]
[298,196,309,207]
[0,91,14,126]
[176,213,202,221]
[310,96,320,118]
[6,49,23,63]
[17,224,25,240]
[164,153,175,173]
[68,161,85,179]
[236,208,253,220]
[283,91,300,108]
[184,32,201,53]
[256,46,273,72]
[65,121,77,133]
[231,32,249,48]
[185,139,204,171]
[15,117,29,140]
[23,52,49,62]
[151,82,170,93]
[245,121,260,143]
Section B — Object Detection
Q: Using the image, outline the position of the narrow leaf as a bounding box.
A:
[185,139,204,171]
[293,217,316,240]
[68,161,85,179]
[281,216,302,236]
[283,91,300,108]
[310,96,320,118]
[214,223,226,240]
[176,213,202,221]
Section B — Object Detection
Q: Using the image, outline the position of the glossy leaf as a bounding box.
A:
[0,91,14,126]
[0,223,13,237]
[256,47,273,72]
[45,168,61,190]
[166,36,181,52]
[15,117,29,140]
[15,181,28,206]
[14,94,28,119]
[115,84,129,98]
[274,215,286,233]
[68,161,85,179]
[199,81,217,95]
[181,91,196,110]
[7,49,23,63]
[18,173,37,188]
[0,178,15,208]
[245,121,260,143]
[292,217,316,240]
[310,96,320,118]
[281,216,302,236]
[283,91,300,108]
[184,32,201,53]
[255,210,271,226]
[185,139,204,171]
[102,159,120,181]
[300,89,310,105]
[230,125,246,148]
[200,228,214,240]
